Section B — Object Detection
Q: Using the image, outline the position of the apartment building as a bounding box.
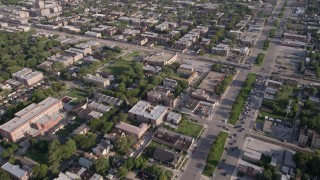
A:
[283,33,307,42]
[12,68,43,86]
[0,97,63,142]
[298,127,320,148]
[212,44,231,56]
[115,122,148,139]
[129,100,168,126]
[147,86,178,108]
[177,64,195,76]
[83,74,110,88]
[163,78,178,89]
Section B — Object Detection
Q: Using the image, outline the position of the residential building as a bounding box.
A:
[92,139,113,156]
[78,157,93,169]
[144,52,177,67]
[93,93,123,106]
[85,31,102,38]
[212,44,230,56]
[128,100,168,126]
[83,74,110,88]
[163,78,178,89]
[152,127,194,151]
[87,101,111,114]
[147,86,178,108]
[47,53,75,67]
[1,162,28,180]
[115,122,148,139]
[153,148,182,168]
[167,112,182,125]
[311,131,320,149]
[72,124,89,135]
[0,97,63,142]
[12,68,43,86]
[177,64,195,76]
[132,37,148,45]
[298,127,312,147]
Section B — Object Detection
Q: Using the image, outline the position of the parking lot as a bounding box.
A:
[275,46,305,75]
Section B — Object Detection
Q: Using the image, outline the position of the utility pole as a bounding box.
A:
[285,99,292,121]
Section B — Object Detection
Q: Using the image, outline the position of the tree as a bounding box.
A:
[118,167,128,179]
[32,164,48,179]
[74,134,97,149]
[114,136,136,154]
[92,157,109,175]
[0,169,11,180]
[133,157,147,170]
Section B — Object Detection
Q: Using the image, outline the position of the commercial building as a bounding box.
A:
[115,122,148,139]
[144,52,177,67]
[0,97,63,142]
[83,74,110,88]
[243,148,262,163]
[237,159,263,178]
[1,162,28,180]
[283,33,307,42]
[129,100,168,126]
[12,68,43,86]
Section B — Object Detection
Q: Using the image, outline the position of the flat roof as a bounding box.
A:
[145,51,176,62]
[129,100,168,121]
[1,162,27,179]
[115,122,148,136]
[0,97,60,132]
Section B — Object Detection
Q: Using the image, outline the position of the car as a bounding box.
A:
[222,159,226,162]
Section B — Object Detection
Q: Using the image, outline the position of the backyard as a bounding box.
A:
[123,51,141,61]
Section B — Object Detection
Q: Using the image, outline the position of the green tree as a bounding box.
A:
[0,169,11,180]
[114,136,136,154]
[32,164,49,179]
[118,167,128,179]
[92,157,109,175]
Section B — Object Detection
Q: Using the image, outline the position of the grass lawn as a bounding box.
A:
[259,111,292,122]
[25,148,48,164]
[175,121,203,138]
[56,118,85,137]
[66,89,88,102]
[203,132,228,177]
[102,59,135,74]
[123,51,140,61]
[228,73,256,125]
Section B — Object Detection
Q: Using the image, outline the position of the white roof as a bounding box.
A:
[1,162,27,179]
[129,101,168,121]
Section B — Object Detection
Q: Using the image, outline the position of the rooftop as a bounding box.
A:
[129,100,168,121]
[0,97,60,132]
[1,162,27,179]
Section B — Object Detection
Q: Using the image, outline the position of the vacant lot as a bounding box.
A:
[103,59,135,74]
[123,51,141,61]
[175,121,203,138]
[66,89,88,102]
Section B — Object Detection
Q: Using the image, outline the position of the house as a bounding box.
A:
[78,157,93,169]
[72,124,89,135]
[92,139,113,156]
[152,148,182,168]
